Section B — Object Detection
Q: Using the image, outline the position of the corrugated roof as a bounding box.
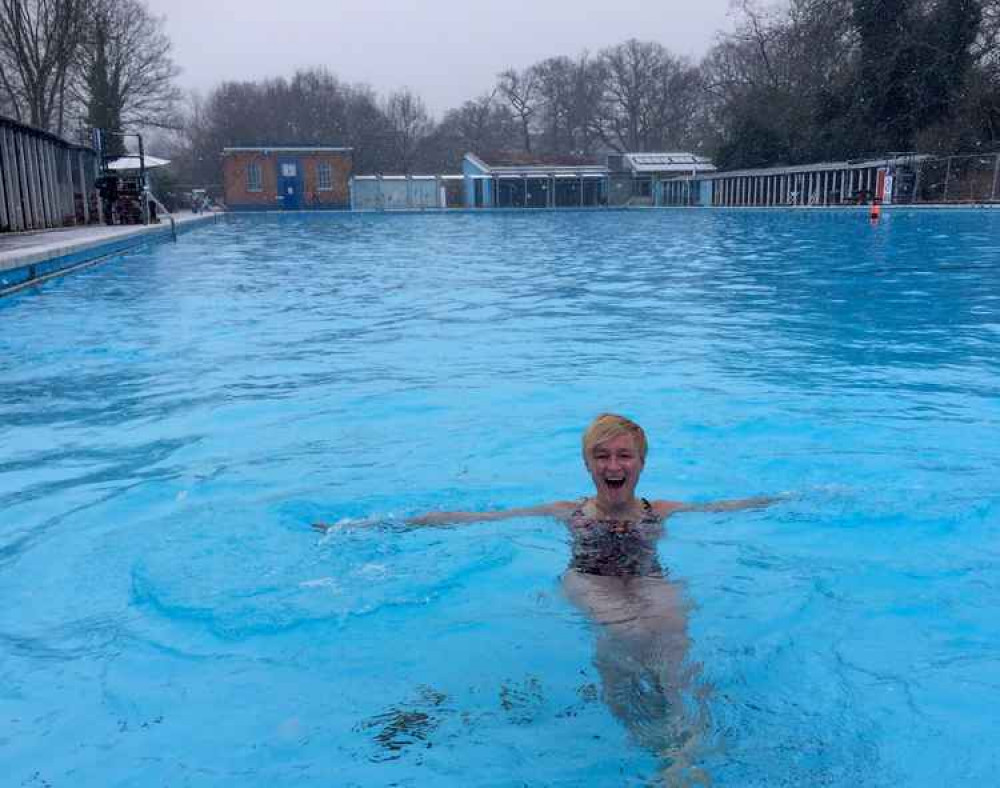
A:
[464,152,608,177]
[489,166,609,177]
[624,152,716,173]
[476,151,602,168]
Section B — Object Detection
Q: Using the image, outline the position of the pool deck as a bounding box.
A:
[0,212,219,296]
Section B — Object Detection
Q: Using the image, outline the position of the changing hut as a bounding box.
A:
[667,155,930,207]
[222,146,352,211]
[610,152,717,206]
[462,153,610,208]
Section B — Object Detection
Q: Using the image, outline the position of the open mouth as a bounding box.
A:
[605,478,626,489]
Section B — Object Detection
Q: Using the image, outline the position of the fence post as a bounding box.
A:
[992,153,999,202]
[0,128,8,230]
[5,127,24,230]
[64,148,76,225]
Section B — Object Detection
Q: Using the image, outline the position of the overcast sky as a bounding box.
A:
[158,0,737,118]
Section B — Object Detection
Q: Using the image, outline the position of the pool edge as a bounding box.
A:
[0,213,220,298]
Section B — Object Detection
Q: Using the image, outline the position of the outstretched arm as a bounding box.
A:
[407,501,576,526]
[653,495,780,517]
[312,501,576,533]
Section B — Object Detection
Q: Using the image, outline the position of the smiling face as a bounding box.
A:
[586,432,645,509]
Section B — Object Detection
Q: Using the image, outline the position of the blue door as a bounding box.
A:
[277,157,301,209]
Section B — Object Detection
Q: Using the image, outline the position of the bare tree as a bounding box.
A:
[384,87,431,173]
[74,0,180,153]
[597,39,699,152]
[442,91,516,152]
[0,0,85,132]
[497,67,539,152]
[967,0,1000,142]
[532,56,575,152]
[567,52,607,155]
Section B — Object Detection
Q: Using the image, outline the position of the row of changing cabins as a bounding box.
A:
[351,152,914,210]
[218,145,921,212]
[0,113,971,233]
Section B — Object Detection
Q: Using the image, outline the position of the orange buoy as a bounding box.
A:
[869,202,881,222]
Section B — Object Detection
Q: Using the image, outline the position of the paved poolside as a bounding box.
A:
[0,211,218,273]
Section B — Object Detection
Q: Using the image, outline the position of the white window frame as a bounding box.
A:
[246,161,262,192]
[317,162,333,191]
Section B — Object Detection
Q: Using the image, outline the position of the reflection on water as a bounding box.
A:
[1,209,999,786]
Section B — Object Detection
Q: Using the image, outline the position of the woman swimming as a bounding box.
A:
[317,413,775,782]
[404,412,773,579]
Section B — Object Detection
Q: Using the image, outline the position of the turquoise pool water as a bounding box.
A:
[1,209,999,786]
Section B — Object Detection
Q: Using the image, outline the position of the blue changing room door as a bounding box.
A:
[277,157,301,209]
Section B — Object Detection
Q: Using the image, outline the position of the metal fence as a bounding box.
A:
[1,115,101,233]
[900,152,1000,204]
[667,151,999,208]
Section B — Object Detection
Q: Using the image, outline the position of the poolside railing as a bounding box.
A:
[0,116,101,233]
[691,152,1000,208]
[907,153,1000,204]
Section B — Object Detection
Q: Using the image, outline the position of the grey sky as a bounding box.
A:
[158,0,736,118]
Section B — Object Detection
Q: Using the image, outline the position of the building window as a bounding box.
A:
[246,162,262,192]
[281,162,297,177]
[317,162,333,191]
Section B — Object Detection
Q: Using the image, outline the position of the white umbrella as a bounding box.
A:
[105,154,171,171]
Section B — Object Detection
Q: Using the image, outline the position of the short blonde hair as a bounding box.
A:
[582,413,648,463]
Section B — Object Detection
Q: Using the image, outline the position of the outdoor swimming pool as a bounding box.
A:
[2,208,999,786]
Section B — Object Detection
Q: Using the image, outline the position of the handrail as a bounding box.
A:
[147,191,177,241]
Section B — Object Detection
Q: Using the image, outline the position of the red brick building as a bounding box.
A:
[221,147,352,210]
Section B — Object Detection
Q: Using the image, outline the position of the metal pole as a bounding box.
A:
[942,156,952,202]
[137,133,149,224]
[991,153,999,202]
